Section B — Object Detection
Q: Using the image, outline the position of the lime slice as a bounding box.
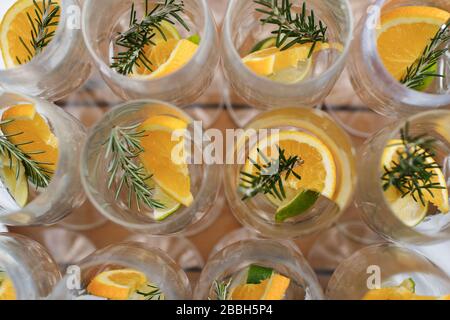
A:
[152,183,181,221]
[246,265,273,284]
[268,58,312,84]
[0,153,28,208]
[414,63,438,92]
[275,189,320,223]
[250,37,277,53]
[187,34,201,45]
[399,278,416,293]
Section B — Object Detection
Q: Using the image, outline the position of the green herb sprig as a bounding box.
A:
[382,122,445,206]
[111,0,189,75]
[104,124,164,211]
[254,0,328,57]
[17,0,60,65]
[240,147,302,201]
[0,120,52,189]
[212,279,232,301]
[400,21,450,90]
[136,283,164,300]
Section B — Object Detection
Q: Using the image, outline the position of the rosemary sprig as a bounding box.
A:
[111,0,189,75]
[400,21,450,90]
[17,0,60,65]
[136,283,164,300]
[382,122,445,206]
[254,0,328,57]
[212,279,232,300]
[0,120,52,189]
[104,124,164,211]
[240,147,302,201]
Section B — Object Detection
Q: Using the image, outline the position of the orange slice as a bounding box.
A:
[87,269,148,300]
[377,6,450,80]
[0,0,60,68]
[230,273,290,300]
[137,115,193,207]
[1,104,58,175]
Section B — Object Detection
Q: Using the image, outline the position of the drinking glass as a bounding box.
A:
[0,91,86,227]
[51,241,191,299]
[0,233,61,300]
[326,243,450,300]
[81,100,222,235]
[224,108,357,239]
[82,0,220,106]
[356,110,450,244]
[348,0,450,121]
[194,239,324,300]
[221,0,354,127]
[0,0,91,101]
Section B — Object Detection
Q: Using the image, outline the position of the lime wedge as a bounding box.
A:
[275,189,320,223]
[400,278,416,293]
[152,183,181,221]
[268,58,312,84]
[250,37,277,53]
[246,265,273,284]
[0,153,28,207]
[187,34,201,45]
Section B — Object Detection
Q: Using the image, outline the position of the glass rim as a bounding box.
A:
[222,0,354,90]
[0,0,73,77]
[223,107,357,238]
[81,98,220,233]
[361,0,450,108]
[0,90,84,221]
[81,0,215,86]
[372,109,450,241]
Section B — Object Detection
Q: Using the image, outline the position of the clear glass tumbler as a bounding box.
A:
[326,243,450,300]
[356,110,450,244]
[0,233,61,300]
[0,0,91,101]
[194,239,324,300]
[81,100,222,235]
[0,91,86,226]
[224,107,357,239]
[348,0,450,119]
[82,0,219,106]
[51,241,191,300]
[221,0,354,127]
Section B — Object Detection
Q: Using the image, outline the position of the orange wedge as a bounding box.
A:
[138,115,193,207]
[0,0,60,68]
[1,104,58,175]
[377,6,450,81]
[87,269,148,300]
[230,273,290,300]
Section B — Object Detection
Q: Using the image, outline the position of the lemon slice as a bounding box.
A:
[0,271,16,300]
[137,115,193,207]
[0,0,60,68]
[1,104,59,175]
[377,6,450,81]
[0,153,28,208]
[268,58,313,84]
[381,139,449,226]
[242,131,337,200]
[362,278,443,300]
[131,21,181,76]
[87,269,148,300]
